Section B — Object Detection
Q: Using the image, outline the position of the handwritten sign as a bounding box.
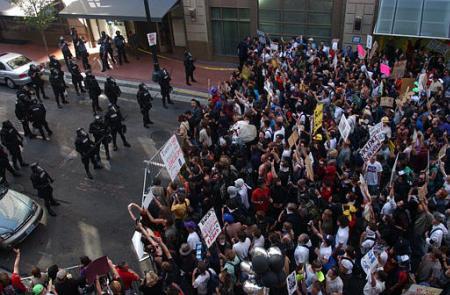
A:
[160,135,185,181]
[357,44,366,59]
[198,208,221,248]
[338,115,351,141]
[286,271,298,295]
[369,41,378,59]
[404,284,442,295]
[391,60,407,79]
[380,96,394,108]
[146,32,157,47]
[360,125,385,162]
[313,103,324,134]
[366,35,373,49]
[360,249,378,277]
[380,63,391,77]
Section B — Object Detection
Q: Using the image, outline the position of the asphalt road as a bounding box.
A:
[0,84,188,275]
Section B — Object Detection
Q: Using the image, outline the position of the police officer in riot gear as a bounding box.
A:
[184,49,196,85]
[104,76,121,106]
[28,64,48,101]
[75,128,102,179]
[49,55,62,72]
[15,86,36,138]
[68,58,85,95]
[105,104,130,151]
[49,68,68,108]
[58,36,73,70]
[29,99,53,140]
[0,146,20,186]
[89,115,111,161]
[30,162,59,216]
[136,83,153,127]
[158,68,173,108]
[0,121,28,170]
[84,70,102,114]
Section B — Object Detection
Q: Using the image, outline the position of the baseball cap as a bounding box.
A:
[32,284,44,295]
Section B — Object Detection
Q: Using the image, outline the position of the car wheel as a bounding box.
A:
[5,78,16,89]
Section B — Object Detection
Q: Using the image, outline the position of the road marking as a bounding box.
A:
[78,221,103,259]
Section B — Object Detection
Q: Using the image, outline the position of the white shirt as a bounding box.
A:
[336,226,349,248]
[319,243,332,260]
[427,223,448,248]
[273,127,285,143]
[326,275,344,294]
[233,238,251,260]
[187,232,201,251]
[294,244,309,265]
[237,185,250,209]
[193,269,214,295]
[363,279,385,295]
[366,161,383,186]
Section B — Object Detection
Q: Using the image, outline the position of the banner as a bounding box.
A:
[286,271,298,295]
[338,115,351,141]
[380,96,394,108]
[391,60,407,79]
[198,208,221,248]
[404,284,442,295]
[380,63,391,77]
[160,135,186,181]
[357,44,366,59]
[147,32,157,47]
[366,35,373,49]
[360,249,378,277]
[313,103,324,134]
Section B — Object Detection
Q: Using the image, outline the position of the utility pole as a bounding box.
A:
[143,0,161,81]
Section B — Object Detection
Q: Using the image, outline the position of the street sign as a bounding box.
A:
[147,32,157,47]
[352,36,362,44]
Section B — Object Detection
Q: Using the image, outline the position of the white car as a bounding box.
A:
[0,52,38,89]
[0,187,43,248]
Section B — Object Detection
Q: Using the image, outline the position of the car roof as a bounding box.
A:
[0,52,25,62]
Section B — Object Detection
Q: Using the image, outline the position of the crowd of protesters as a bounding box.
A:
[1,34,450,295]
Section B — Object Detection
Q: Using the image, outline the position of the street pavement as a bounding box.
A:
[0,84,188,275]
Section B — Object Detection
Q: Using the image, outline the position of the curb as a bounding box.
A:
[42,70,209,102]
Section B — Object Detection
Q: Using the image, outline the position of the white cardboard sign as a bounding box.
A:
[360,249,378,277]
[147,32,157,47]
[160,135,185,181]
[338,115,351,141]
[286,271,298,295]
[198,208,221,248]
[360,126,385,162]
[132,231,149,261]
[366,35,373,49]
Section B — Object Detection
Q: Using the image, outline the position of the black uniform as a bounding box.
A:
[113,32,129,65]
[159,68,173,108]
[15,89,35,138]
[59,39,73,70]
[89,117,111,161]
[105,106,130,150]
[136,84,153,127]
[49,69,67,107]
[29,100,53,140]
[70,28,80,59]
[49,56,62,72]
[69,60,85,95]
[0,121,28,169]
[27,65,47,101]
[104,78,121,106]
[77,38,90,70]
[30,164,58,216]
[75,129,102,179]
[98,33,114,71]
[184,51,196,85]
[84,73,102,113]
[0,146,20,186]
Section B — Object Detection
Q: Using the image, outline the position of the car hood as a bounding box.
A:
[0,190,34,234]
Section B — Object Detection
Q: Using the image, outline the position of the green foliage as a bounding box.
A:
[10,0,57,31]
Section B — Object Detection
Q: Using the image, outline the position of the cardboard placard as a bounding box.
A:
[198,209,221,248]
[404,284,442,295]
[338,115,351,141]
[391,60,407,79]
[380,63,391,77]
[400,78,416,96]
[286,271,298,295]
[313,103,324,134]
[369,41,378,59]
[380,96,394,108]
[146,32,157,47]
[85,256,110,284]
[305,153,314,181]
[357,44,366,59]
[288,131,299,147]
[160,135,185,181]
[366,35,373,49]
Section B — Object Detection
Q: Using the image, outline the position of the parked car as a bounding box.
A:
[0,187,43,248]
[0,52,38,89]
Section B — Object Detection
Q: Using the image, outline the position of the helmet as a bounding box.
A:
[30,162,39,171]
[59,36,64,41]
[94,115,102,121]
[2,120,12,128]
[138,83,146,90]
[76,127,85,136]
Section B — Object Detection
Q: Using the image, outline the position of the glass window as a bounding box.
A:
[284,11,307,24]
[421,0,450,38]
[211,21,224,55]
[309,0,333,11]
[239,8,250,20]
[375,0,396,34]
[260,22,282,34]
[308,13,331,25]
[308,27,331,37]
[211,7,221,19]
[259,0,281,9]
[284,0,306,9]
[393,0,422,36]
[222,8,238,20]
[260,9,282,22]
[283,24,307,35]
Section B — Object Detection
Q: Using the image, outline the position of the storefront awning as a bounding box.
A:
[374,0,450,40]
[59,0,178,22]
[0,0,25,17]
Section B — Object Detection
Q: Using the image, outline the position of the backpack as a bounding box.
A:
[206,269,220,294]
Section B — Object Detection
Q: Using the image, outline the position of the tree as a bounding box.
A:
[10,0,58,54]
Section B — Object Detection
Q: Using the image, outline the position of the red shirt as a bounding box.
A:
[115,267,139,289]
[251,187,270,213]
[0,273,27,293]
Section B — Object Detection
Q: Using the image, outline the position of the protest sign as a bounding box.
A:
[288,131,299,147]
[332,38,339,51]
[146,32,157,47]
[361,125,385,162]
[142,189,155,209]
[357,44,366,59]
[391,60,407,79]
[426,39,449,56]
[85,256,110,284]
[366,35,373,49]
[257,30,266,45]
[198,208,221,248]
[313,103,324,134]
[270,42,279,52]
[132,231,149,262]
[369,41,378,59]
[286,271,298,295]
[305,153,314,181]
[404,284,442,295]
[400,78,416,96]
[380,96,394,108]
[360,249,378,277]
[380,63,391,77]
[338,115,351,141]
[160,135,185,181]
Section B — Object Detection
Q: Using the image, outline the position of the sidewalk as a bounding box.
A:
[0,42,236,96]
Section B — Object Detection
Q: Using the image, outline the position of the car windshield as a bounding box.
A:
[6,55,31,70]
[0,189,32,234]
